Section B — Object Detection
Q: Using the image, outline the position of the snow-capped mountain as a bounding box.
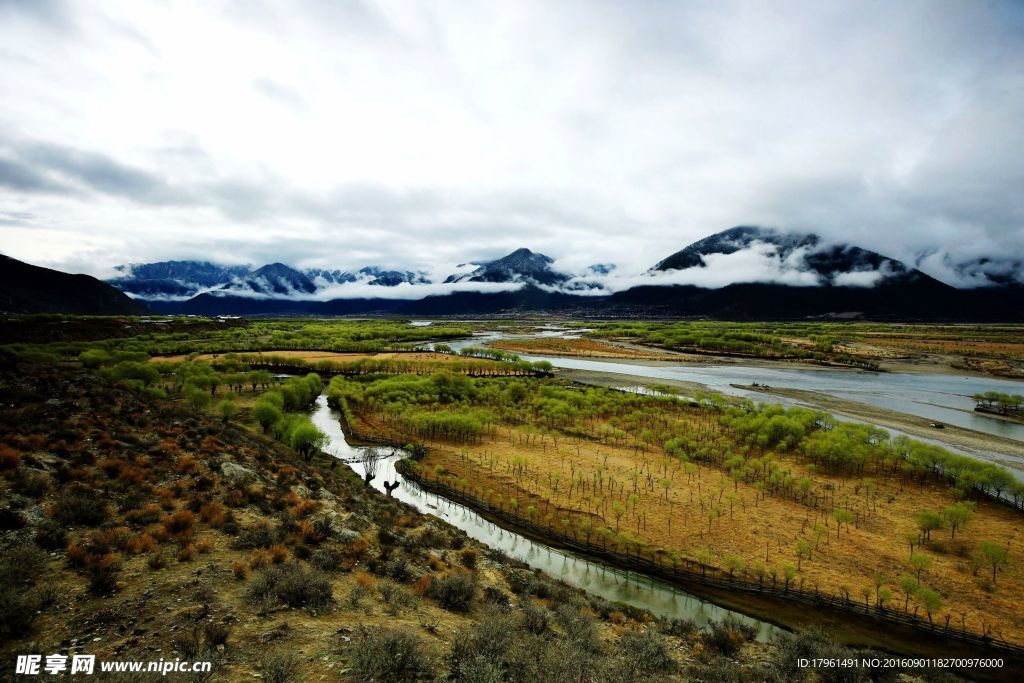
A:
[653,226,939,287]
[108,260,251,299]
[444,248,569,286]
[219,263,317,296]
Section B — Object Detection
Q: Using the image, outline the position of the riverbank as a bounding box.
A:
[398,464,1024,674]
[736,384,1024,469]
[557,367,1024,468]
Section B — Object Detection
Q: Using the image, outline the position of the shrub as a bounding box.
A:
[261,652,300,683]
[246,563,333,610]
[460,547,479,569]
[234,522,279,549]
[310,547,343,572]
[233,561,249,580]
[14,470,50,498]
[163,510,195,540]
[704,617,756,657]
[449,607,515,681]
[147,552,168,570]
[428,571,476,611]
[656,616,698,638]
[384,555,411,582]
[350,625,434,682]
[87,553,122,594]
[617,627,675,677]
[177,544,197,562]
[125,505,163,528]
[269,544,289,564]
[198,502,227,528]
[521,602,549,634]
[35,519,68,550]
[204,622,231,647]
[52,486,108,527]
[0,444,22,470]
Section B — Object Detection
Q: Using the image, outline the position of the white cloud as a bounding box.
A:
[0,0,1021,285]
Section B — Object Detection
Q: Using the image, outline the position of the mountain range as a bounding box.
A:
[2,226,1021,319]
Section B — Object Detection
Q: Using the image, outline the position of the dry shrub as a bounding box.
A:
[269,544,289,564]
[233,561,249,580]
[87,553,122,594]
[175,455,199,474]
[349,625,434,682]
[292,499,318,518]
[0,444,21,471]
[225,488,247,507]
[126,504,163,526]
[204,622,231,647]
[427,571,476,611]
[199,502,227,527]
[354,571,377,590]
[125,533,157,554]
[119,466,145,484]
[163,510,195,540]
[250,550,272,570]
[177,543,198,562]
[412,575,433,595]
[196,540,212,554]
[97,458,122,477]
[52,486,109,527]
[460,548,478,569]
[346,537,369,558]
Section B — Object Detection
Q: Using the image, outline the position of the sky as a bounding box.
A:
[1,0,1022,287]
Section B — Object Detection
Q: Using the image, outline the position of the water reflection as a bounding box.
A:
[309,394,775,639]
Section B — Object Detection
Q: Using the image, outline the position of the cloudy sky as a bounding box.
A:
[1,0,1022,286]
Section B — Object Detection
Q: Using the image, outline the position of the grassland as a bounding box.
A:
[4,361,851,683]
[578,321,1024,377]
[331,371,1024,647]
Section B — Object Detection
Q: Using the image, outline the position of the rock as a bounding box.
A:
[220,461,262,485]
[312,510,360,542]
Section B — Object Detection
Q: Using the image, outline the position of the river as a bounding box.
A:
[308,394,776,638]
[428,329,1024,470]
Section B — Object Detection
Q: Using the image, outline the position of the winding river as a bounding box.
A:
[308,394,777,639]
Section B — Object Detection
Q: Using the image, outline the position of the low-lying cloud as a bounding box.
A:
[1,1,1022,285]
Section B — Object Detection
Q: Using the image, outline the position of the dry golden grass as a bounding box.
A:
[157,350,471,364]
[488,337,678,359]
[356,411,1024,644]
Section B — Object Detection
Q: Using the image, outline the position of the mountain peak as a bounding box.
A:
[653,226,941,288]
[444,248,564,286]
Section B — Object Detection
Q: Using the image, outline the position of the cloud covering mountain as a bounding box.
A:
[0,1,1022,283]
[105,227,1007,306]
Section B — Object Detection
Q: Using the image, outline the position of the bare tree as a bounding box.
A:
[361,447,382,486]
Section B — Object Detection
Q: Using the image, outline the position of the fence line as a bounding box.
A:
[399,465,1024,657]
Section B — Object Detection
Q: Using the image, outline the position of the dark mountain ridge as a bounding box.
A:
[1,254,149,315]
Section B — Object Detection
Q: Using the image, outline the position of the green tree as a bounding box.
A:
[217,396,238,423]
[186,387,211,410]
[290,420,328,462]
[909,553,933,583]
[915,510,943,541]
[941,502,973,539]
[917,587,942,625]
[978,541,1009,584]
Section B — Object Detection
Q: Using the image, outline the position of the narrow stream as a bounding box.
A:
[309,394,776,639]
